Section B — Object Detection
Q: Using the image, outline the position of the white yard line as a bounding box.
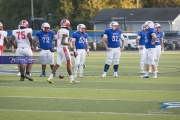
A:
[0,85,179,92]
[0,108,178,116]
[0,96,174,102]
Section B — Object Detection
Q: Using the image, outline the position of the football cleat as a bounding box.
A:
[140,71,145,74]
[74,75,77,78]
[153,74,157,79]
[79,75,84,78]
[140,75,149,78]
[17,72,20,76]
[101,74,106,78]
[114,75,120,78]
[24,74,33,81]
[47,78,53,84]
[40,73,46,77]
[53,73,56,77]
[20,77,24,81]
[70,80,80,84]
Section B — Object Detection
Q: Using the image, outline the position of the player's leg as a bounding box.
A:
[73,50,80,77]
[48,50,56,77]
[154,46,161,72]
[40,50,47,77]
[139,47,146,73]
[113,48,121,77]
[149,48,157,78]
[24,48,34,81]
[16,48,25,81]
[63,47,79,83]
[79,50,86,78]
[47,49,62,83]
[141,49,150,78]
[102,49,113,77]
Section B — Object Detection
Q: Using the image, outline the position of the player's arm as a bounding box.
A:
[33,36,40,50]
[120,34,125,52]
[61,34,69,45]
[27,32,34,51]
[151,33,156,45]
[10,35,17,49]
[160,37,164,53]
[102,34,109,51]
[3,37,8,45]
[85,38,89,56]
[72,37,78,57]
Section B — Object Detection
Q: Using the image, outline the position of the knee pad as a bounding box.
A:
[106,57,112,65]
[114,58,119,65]
[113,65,119,69]
[104,64,110,69]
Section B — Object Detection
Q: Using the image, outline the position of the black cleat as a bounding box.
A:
[24,74,34,81]
[20,77,24,81]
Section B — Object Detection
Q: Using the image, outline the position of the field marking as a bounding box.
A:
[2,96,180,102]
[0,108,178,116]
[0,85,180,92]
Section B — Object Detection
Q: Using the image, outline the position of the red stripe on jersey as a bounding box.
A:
[63,47,71,66]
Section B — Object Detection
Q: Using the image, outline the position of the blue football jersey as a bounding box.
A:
[155,31,163,45]
[104,29,122,48]
[145,28,156,49]
[71,32,88,49]
[36,30,55,50]
[138,30,146,46]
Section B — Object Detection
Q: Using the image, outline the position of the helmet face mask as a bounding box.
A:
[0,22,3,30]
[61,19,70,30]
[41,22,50,32]
[154,23,161,31]
[77,24,86,33]
[19,20,29,29]
[141,24,146,30]
[109,21,119,30]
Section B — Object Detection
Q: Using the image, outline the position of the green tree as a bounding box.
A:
[141,0,180,8]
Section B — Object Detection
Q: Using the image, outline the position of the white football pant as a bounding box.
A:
[154,45,161,68]
[139,46,146,71]
[106,47,121,65]
[144,48,156,65]
[74,49,86,76]
[40,49,54,65]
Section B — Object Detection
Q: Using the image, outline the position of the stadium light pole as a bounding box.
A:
[130,14,133,31]
[31,0,34,20]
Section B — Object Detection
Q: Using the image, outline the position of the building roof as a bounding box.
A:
[90,8,180,22]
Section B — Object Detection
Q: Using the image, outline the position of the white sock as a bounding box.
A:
[114,72,118,76]
[140,60,144,71]
[70,75,74,81]
[145,71,149,76]
[103,72,107,76]
[79,64,83,76]
[49,74,53,79]
[74,65,78,76]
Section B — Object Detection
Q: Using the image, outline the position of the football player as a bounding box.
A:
[72,24,89,78]
[136,24,147,74]
[101,21,125,78]
[0,22,8,56]
[154,23,164,72]
[47,19,79,84]
[141,21,157,78]
[34,22,56,77]
[10,20,34,81]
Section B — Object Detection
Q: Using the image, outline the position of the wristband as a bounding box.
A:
[87,49,89,52]
[74,49,76,52]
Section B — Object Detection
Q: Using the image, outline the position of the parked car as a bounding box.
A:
[87,36,97,50]
[123,33,138,50]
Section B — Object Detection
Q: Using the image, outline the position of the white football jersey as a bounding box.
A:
[0,30,7,46]
[57,28,69,47]
[12,28,32,48]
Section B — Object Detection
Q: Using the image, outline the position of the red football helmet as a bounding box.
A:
[60,19,70,30]
[0,22,3,30]
[19,20,29,28]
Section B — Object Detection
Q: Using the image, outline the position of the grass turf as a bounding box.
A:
[0,51,180,120]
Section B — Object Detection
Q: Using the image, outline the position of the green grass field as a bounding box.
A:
[0,51,180,120]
